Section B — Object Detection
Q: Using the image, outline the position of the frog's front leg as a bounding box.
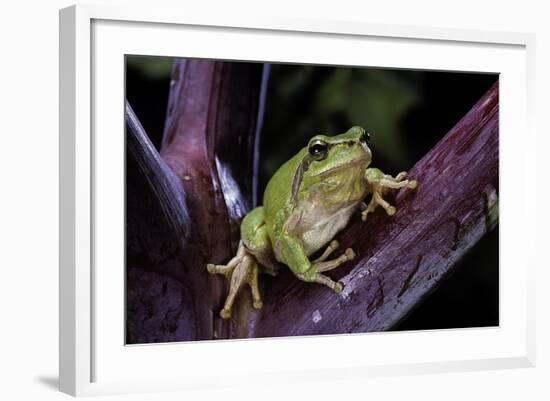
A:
[277,234,355,293]
[361,168,417,221]
[312,240,339,263]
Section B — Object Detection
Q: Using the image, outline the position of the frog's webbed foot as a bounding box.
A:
[206,242,263,319]
[313,244,356,272]
[312,240,339,263]
[362,169,417,221]
[297,241,356,294]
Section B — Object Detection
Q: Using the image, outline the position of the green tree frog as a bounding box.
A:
[207,126,417,319]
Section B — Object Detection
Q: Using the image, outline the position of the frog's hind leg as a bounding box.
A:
[247,261,263,309]
[242,207,279,277]
[206,242,246,277]
[221,255,262,319]
[207,241,263,319]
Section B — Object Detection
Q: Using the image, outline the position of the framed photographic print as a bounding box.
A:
[59,4,536,396]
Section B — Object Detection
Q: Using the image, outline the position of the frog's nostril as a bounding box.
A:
[361,131,371,145]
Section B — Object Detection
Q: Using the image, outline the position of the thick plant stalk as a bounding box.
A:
[126,59,269,341]
[160,59,269,339]
[126,102,197,343]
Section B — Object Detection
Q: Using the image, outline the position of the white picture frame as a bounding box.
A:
[59,3,536,397]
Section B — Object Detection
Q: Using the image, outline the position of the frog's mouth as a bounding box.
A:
[315,155,371,178]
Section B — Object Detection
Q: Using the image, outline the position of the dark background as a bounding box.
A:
[126,56,499,331]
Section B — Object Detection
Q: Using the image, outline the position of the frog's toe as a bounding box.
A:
[253,300,264,309]
[345,248,356,260]
[395,171,408,181]
[220,308,232,319]
[386,205,396,215]
[206,263,216,274]
[334,281,344,293]
[407,180,417,189]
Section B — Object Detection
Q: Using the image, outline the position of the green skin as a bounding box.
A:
[207,126,417,319]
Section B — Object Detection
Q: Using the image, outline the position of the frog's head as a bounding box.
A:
[304,126,372,179]
[289,126,373,204]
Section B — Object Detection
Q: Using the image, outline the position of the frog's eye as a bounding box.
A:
[308,140,328,160]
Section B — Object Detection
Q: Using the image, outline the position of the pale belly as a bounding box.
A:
[285,169,368,256]
[300,202,360,256]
